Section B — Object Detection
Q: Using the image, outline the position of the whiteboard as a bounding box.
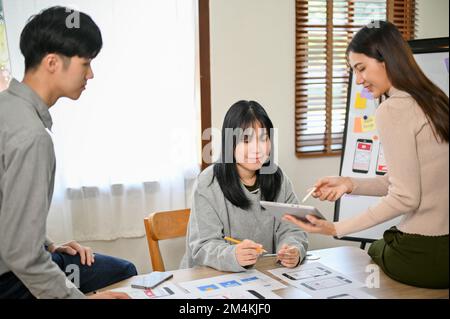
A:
[335,38,449,243]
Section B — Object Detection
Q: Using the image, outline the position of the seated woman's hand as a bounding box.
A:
[277,244,300,268]
[235,239,263,267]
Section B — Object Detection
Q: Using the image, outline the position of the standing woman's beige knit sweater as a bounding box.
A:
[335,87,449,237]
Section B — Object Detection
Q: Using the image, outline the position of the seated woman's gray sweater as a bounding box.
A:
[180,165,308,272]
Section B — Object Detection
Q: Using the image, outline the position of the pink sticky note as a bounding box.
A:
[353,117,363,133]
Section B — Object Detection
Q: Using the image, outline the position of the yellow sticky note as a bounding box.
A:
[353,117,363,133]
[355,92,367,109]
[362,116,376,132]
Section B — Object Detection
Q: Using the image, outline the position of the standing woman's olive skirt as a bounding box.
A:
[368,227,449,289]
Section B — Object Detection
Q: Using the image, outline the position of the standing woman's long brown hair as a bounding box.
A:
[347,21,449,144]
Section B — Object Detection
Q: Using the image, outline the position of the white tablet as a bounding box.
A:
[260,201,326,222]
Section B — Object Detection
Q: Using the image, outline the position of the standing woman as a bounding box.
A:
[284,21,449,289]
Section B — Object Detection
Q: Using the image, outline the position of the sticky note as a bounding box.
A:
[361,88,374,100]
[362,116,376,132]
[354,92,367,109]
[353,117,363,133]
[354,116,376,133]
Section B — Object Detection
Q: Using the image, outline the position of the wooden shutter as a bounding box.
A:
[295,0,414,157]
[199,0,212,170]
[387,0,416,40]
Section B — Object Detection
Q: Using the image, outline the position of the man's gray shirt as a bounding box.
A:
[0,79,84,298]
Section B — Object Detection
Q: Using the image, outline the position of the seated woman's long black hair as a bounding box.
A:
[213,100,283,209]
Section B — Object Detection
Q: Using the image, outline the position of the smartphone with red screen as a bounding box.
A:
[352,139,373,174]
[376,144,388,175]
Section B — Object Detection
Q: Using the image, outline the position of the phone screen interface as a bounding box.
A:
[353,140,372,173]
[376,144,387,175]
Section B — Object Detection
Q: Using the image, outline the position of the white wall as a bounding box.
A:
[417,0,449,38]
[81,0,449,275]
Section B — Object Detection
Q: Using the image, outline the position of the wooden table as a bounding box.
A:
[102,246,449,299]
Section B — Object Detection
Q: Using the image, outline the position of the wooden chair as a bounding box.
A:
[144,209,191,271]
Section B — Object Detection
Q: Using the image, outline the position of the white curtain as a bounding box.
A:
[4,0,200,241]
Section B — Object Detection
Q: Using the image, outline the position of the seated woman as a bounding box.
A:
[181,100,308,272]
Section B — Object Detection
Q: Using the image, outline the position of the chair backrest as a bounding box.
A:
[144,209,191,271]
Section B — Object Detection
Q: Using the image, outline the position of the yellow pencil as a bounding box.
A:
[224,236,267,253]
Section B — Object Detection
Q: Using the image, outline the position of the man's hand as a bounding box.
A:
[277,244,300,268]
[235,239,263,267]
[88,291,131,299]
[48,240,95,266]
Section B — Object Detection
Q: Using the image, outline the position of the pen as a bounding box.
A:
[301,187,316,203]
[224,236,267,253]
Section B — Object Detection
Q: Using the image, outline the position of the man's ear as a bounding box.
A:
[41,54,61,74]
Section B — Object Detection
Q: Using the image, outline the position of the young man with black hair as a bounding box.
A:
[0,6,136,299]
